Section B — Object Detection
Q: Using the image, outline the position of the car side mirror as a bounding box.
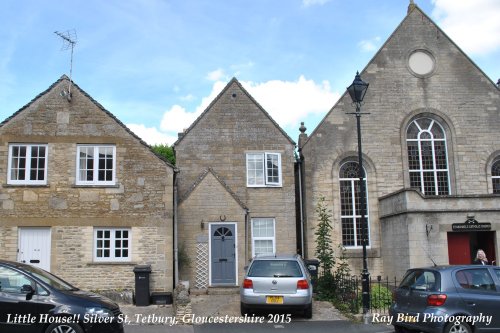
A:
[21,284,35,300]
[307,265,317,271]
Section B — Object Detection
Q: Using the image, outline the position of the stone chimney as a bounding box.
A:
[408,0,416,14]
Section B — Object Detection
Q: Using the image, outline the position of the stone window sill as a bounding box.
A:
[72,184,121,189]
[2,184,50,188]
[87,261,137,266]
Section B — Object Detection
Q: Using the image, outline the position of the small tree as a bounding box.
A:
[335,244,351,278]
[151,143,176,165]
[315,195,335,273]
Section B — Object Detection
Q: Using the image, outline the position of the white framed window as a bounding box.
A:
[7,144,48,185]
[246,152,282,187]
[251,218,275,256]
[492,160,500,194]
[407,118,450,195]
[94,228,130,262]
[339,161,370,248]
[76,145,116,185]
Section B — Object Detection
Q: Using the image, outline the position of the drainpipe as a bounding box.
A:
[173,169,179,288]
[297,158,305,257]
[297,123,308,258]
[244,208,250,263]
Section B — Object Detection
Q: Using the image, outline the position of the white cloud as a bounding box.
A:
[180,94,195,101]
[241,76,339,128]
[358,37,381,52]
[302,0,331,7]
[206,68,226,81]
[160,104,200,133]
[432,0,500,55]
[194,81,228,114]
[128,76,338,145]
[126,81,227,145]
[126,123,178,146]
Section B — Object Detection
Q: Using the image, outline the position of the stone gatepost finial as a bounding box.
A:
[299,122,307,134]
[298,122,308,150]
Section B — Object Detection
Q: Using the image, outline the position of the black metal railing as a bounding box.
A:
[315,272,399,314]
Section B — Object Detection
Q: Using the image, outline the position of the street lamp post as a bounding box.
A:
[346,71,370,322]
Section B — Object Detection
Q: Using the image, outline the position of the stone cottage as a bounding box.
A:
[299,3,500,279]
[0,76,175,293]
[174,78,297,290]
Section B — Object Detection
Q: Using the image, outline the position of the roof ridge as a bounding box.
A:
[179,167,247,210]
[301,3,499,148]
[174,77,295,147]
[0,76,66,128]
[0,76,175,170]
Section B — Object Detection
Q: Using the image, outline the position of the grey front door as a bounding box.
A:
[210,224,236,285]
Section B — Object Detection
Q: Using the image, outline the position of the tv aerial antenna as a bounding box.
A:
[54,29,77,101]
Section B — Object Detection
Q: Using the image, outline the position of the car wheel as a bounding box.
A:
[394,325,404,333]
[45,322,84,333]
[444,321,472,333]
[303,303,313,319]
[394,325,411,333]
[240,302,249,316]
[394,326,421,333]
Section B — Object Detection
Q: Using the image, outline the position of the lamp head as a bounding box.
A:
[347,71,369,104]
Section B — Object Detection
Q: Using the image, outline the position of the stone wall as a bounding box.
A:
[177,171,246,285]
[380,190,500,278]
[175,79,297,287]
[301,6,500,277]
[0,77,174,292]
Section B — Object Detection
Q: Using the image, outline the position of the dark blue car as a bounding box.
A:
[390,265,500,333]
[0,260,124,333]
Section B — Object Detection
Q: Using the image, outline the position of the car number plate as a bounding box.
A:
[266,296,283,304]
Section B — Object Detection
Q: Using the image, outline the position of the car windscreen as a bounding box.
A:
[22,264,77,291]
[248,260,303,277]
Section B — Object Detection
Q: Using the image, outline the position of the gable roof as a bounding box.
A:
[178,167,248,210]
[173,77,296,147]
[302,3,499,148]
[0,75,176,170]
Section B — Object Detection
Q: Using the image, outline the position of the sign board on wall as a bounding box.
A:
[452,217,491,232]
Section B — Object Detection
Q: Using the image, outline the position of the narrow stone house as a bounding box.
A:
[174,78,297,290]
[299,3,500,279]
[0,76,175,294]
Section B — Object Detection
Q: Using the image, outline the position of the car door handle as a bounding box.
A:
[467,302,476,307]
[219,258,227,262]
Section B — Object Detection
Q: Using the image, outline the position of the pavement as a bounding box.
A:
[120,293,347,323]
[120,293,393,332]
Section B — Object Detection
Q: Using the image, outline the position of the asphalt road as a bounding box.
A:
[124,321,394,333]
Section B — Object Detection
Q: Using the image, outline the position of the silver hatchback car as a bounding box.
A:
[240,254,313,318]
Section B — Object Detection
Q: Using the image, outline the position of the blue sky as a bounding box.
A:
[1,0,499,145]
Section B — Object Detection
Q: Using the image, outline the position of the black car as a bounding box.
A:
[390,265,500,333]
[0,260,124,333]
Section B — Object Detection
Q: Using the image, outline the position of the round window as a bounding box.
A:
[408,50,435,77]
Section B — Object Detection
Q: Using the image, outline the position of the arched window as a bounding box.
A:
[339,161,370,247]
[406,118,450,195]
[492,160,500,194]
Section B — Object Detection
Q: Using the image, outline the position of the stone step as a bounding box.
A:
[207,287,240,295]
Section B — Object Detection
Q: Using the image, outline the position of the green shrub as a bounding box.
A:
[358,284,392,310]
